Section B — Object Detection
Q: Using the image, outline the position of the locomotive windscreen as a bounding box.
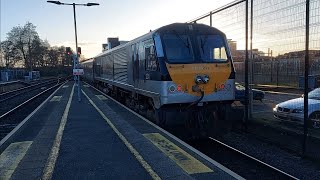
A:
[161,32,228,64]
[162,33,195,63]
[197,35,228,62]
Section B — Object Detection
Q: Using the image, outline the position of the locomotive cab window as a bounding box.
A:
[213,47,227,60]
[197,35,228,62]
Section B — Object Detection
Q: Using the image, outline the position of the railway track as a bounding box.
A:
[0,78,67,141]
[0,79,58,115]
[0,78,57,101]
[188,137,298,180]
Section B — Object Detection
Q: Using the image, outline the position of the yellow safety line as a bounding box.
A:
[82,90,161,180]
[42,83,75,180]
[144,133,213,174]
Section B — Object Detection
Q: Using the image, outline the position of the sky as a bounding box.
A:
[0,0,235,58]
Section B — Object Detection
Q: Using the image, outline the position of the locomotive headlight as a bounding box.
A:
[203,75,210,84]
[195,76,203,84]
[168,85,176,93]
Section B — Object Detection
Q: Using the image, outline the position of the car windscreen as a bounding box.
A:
[309,88,320,100]
[236,84,245,90]
[162,33,194,63]
[197,34,228,62]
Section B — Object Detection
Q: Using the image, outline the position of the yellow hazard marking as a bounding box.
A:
[42,83,75,180]
[50,96,62,102]
[96,95,108,101]
[82,90,161,180]
[62,85,69,88]
[0,141,33,180]
[144,133,213,174]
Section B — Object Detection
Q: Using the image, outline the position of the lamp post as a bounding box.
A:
[47,1,99,101]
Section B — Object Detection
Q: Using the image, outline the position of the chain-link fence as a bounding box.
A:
[189,0,320,159]
[0,66,72,82]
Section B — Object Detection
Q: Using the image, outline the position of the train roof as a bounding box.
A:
[155,23,225,35]
[80,58,94,64]
[94,23,225,58]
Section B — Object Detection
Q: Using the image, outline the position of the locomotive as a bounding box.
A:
[82,23,235,137]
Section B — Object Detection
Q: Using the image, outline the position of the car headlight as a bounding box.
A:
[292,109,303,113]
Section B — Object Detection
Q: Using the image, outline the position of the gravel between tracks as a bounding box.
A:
[218,131,320,180]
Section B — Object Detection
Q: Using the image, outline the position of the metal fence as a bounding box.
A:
[0,69,26,82]
[189,0,320,159]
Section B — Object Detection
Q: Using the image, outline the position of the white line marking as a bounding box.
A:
[265,91,300,96]
[82,90,161,180]
[0,141,33,180]
[95,95,108,101]
[50,96,62,102]
[42,83,75,180]
[84,82,244,180]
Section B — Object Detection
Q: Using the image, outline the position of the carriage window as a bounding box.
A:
[145,45,158,71]
[144,39,158,71]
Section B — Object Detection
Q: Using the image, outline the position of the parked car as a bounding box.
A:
[273,88,320,128]
[235,83,265,104]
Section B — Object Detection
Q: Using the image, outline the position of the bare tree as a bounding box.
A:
[3,22,74,69]
[6,22,39,70]
[0,40,21,68]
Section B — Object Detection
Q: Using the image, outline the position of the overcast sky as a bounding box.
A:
[0,0,235,58]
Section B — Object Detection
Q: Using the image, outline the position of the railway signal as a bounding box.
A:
[66,47,72,55]
[77,47,81,55]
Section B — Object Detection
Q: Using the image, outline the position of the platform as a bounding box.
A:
[0,81,243,180]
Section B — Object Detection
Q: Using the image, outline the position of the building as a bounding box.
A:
[102,38,129,51]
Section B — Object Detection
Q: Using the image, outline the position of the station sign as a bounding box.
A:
[73,69,84,75]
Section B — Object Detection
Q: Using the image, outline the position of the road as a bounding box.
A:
[252,90,301,115]
[235,90,320,139]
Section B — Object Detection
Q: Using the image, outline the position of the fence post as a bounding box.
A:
[277,60,279,86]
[302,0,310,156]
[210,12,212,27]
[244,0,249,129]
[249,0,254,118]
[271,58,273,82]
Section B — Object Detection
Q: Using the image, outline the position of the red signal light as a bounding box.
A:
[177,85,182,92]
[77,47,81,55]
[220,84,225,89]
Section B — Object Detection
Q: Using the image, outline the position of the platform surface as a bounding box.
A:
[0,81,243,180]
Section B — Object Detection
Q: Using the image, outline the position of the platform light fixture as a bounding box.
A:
[47,0,99,102]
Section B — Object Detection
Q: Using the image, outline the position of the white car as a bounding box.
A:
[273,88,320,128]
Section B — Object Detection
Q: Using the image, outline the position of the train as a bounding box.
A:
[81,23,235,137]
